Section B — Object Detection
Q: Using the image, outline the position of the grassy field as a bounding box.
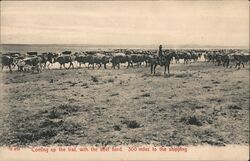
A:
[0,62,249,146]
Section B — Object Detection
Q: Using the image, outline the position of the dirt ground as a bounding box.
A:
[0,62,249,147]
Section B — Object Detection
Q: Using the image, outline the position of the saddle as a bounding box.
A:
[157,56,167,66]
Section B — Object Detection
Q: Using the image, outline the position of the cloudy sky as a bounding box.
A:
[1,1,249,47]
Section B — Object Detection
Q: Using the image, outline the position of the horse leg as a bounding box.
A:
[164,65,167,75]
[150,64,153,74]
[168,64,170,74]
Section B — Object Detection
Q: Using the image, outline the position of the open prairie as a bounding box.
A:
[0,61,249,146]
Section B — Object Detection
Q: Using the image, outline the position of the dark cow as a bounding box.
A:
[93,53,110,69]
[27,52,38,57]
[86,55,95,69]
[111,53,130,69]
[127,54,145,68]
[221,55,230,68]
[55,55,75,69]
[233,54,247,68]
[143,54,154,67]
[175,52,191,64]
[75,53,89,68]
[62,51,72,55]
[47,52,58,68]
[190,52,199,63]
[212,53,230,68]
[1,55,15,72]
[81,53,110,69]
[5,52,21,58]
[38,54,48,69]
[38,52,58,69]
[2,52,22,69]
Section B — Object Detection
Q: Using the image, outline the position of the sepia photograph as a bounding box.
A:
[0,0,249,160]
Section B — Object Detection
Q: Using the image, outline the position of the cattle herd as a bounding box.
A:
[0,48,249,74]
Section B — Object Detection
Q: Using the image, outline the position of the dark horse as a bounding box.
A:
[150,52,176,75]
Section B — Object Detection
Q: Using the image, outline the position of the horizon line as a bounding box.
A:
[1,43,249,46]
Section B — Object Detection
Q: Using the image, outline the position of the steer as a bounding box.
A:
[1,55,15,72]
[24,56,43,73]
[111,53,130,69]
[55,55,75,69]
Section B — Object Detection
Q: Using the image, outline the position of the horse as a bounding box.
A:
[150,52,176,75]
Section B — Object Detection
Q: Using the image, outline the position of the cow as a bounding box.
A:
[27,52,38,57]
[54,54,75,69]
[86,54,95,69]
[23,56,43,73]
[221,55,230,68]
[143,54,154,67]
[93,53,110,69]
[16,58,26,72]
[111,53,130,69]
[75,53,89,68]
[47,52,58,68]
[127,54,145,68]
[38,52,58,69]
[233,54,247,68]
[1,55,15,72]
[38,53,48,70]
[62,51,72,55]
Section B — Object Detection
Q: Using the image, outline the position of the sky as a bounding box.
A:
[1,1,249,47]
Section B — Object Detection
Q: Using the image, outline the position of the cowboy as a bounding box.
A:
[158,45,163,57]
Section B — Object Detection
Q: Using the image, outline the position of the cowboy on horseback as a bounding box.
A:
[157,44,165,66]
[150,44,175,75]
[158,45,163,57]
